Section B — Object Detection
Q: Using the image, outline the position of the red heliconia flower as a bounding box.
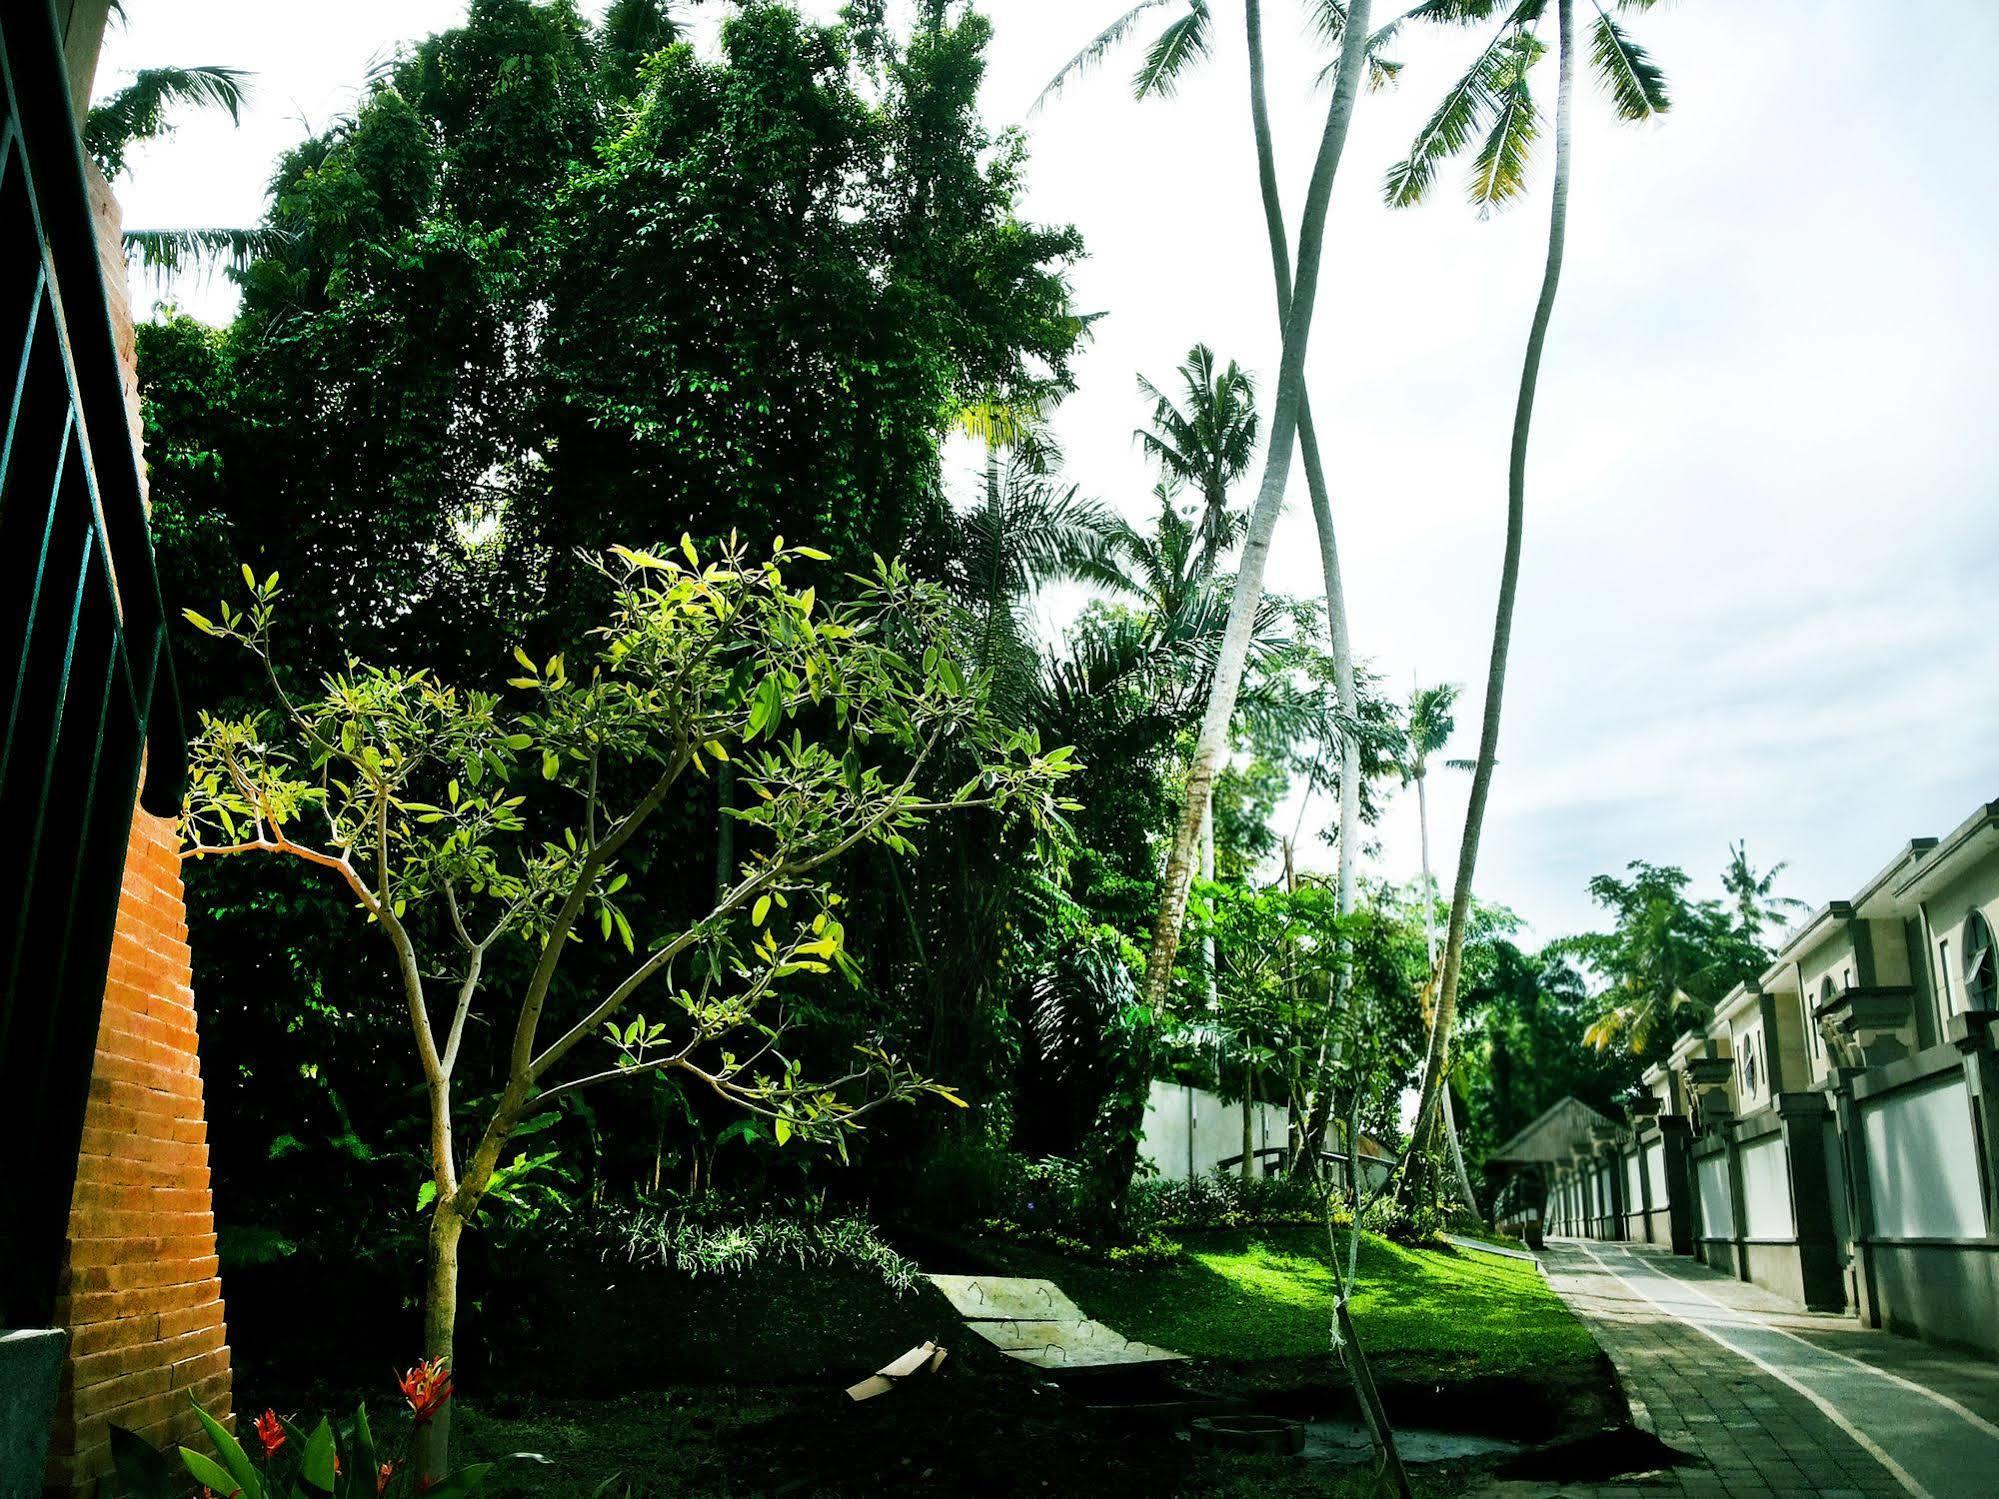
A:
[377,1460,396,1494]
[397,1357,454,1424]
[253,1409,286,1460]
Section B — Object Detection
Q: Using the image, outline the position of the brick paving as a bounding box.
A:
[1475,1240,1999,1499]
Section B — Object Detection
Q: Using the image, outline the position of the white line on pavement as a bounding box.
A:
[1569,1241,1932,1499]
[1618,1244,1999,1445]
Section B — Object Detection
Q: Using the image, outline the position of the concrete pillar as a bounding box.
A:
[1653,1116,1695,1255]
[1775,1092,1845,1311]
[1950,1014,1999,1234]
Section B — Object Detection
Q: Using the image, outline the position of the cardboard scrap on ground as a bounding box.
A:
[844,1339,948,1402]
[926,1274,1186,1373]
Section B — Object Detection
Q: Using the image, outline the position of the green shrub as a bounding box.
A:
[1120,1170,1322,1234]
[578,1200,920,1294]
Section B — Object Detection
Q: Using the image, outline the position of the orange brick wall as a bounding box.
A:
[44,811,233,1493]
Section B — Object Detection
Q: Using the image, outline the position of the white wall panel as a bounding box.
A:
[1861,1075,1986,1240]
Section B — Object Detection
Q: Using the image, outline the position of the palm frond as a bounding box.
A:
[1401,0,1508,24]
[85,65,250,178]
[123,226,282,281]
[1589,8,1669,122]
[1467,34,1543,212]
[1033,0,1187,112]
[1381,26,1519,208]
[1134,1,1212,100]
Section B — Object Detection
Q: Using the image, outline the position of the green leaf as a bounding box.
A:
[300,1418,337,1491]
[417,1180,437,1211]
[341,1404,377,1499]
[179,1448,242,1498]
[1589,9,1669,122]
[182,609,215,634]
[1133,2,1211,100]
[191,1399,261,1499]
[774,1116,792,1146]
[753,895,771,926]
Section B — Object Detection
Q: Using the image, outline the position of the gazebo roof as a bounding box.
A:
[1486,1096,1614,1167]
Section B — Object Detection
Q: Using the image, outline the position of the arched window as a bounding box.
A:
[1965,911,1997,1012]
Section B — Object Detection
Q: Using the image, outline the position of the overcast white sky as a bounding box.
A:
[99,1,1999,941]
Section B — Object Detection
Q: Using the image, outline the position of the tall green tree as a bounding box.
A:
[1134,342,1259,567]
[1390,0,1671,1153]
[1553,858,1775,1054]
[1040,2,1387,1024]
[136,0,1090,1298]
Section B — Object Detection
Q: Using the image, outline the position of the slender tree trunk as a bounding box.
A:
[1199,797,1216,1010]
[1141,0,1374,1016]
[418,1204,465,1481]
[1241,1056,1255,1180]
[1245,0,1361,1157]
[1417,766,1435,964]
[1415,761,1480,1211]
[1241,16,1404,1490]
[1410,0,1574,1155]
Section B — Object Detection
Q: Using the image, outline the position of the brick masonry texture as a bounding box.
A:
[45,811,233,1493]
[35,152,236,1496]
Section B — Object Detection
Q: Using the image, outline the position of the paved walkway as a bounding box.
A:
[1484,1239,1999,1499]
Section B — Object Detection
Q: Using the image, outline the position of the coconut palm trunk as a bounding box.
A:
[1411,0,1574,1153]
[1141,0,1373,1017]
[1243,0,1363,1174]
[1411,745,1480,1212]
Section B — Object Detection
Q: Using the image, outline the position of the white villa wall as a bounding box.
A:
[1138,1080,1288,1183]
[1860,1075,1986,1240]
[1740,1134,1795,1241]
[1767,992,1811,1094]
[1799,928,1861,1082]
[1729,1014,1771,1113]
[1645,1139,1668,1207]
[1922,862,1999,1027]
[1696,1153,1734,1238]
[1624,1149,1644,1211]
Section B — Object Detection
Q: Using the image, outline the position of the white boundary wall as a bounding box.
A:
[1137,1080,1289,1182]
[1860,1075,1987,1240]
[1740,1134,1795,1242]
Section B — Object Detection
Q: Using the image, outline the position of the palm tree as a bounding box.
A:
[1134,4,1374,1023]
[1393,678,1480,1209]
[1397,679,1465,960]
[84,63,276,277]
[1721,840,1808,949]
[1135,343,1259,569]
[1392,0,1669,1158]
[1040,4,1392,1011]
[85,64,248,178]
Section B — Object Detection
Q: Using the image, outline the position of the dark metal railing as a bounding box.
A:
[0,0,186,1331]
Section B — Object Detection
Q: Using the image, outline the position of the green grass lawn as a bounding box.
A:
[451,1229,1601,1494]
[993,1228,1595,1382]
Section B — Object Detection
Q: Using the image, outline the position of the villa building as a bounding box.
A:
[1541,795,1999,1358]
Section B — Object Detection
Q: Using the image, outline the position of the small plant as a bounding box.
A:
[585,1199,920,1294]
[108,1364,539,1498]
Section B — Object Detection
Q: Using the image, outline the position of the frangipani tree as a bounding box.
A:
[1388,0,1670,1161]
[181,540,1076,1478]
